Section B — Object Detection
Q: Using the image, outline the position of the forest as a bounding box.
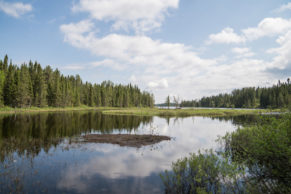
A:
[180,79,291,109]
[0,55,154,108]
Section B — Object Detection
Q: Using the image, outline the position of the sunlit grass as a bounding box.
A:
[102,107,281,117]
[0,106,282,116]
[0,106,118,114]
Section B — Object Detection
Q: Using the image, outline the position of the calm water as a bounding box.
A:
[0,111,259,194]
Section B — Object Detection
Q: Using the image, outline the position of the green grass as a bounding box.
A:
[101,107,281,117]
[0,106,119,114]
[0,106,282,116]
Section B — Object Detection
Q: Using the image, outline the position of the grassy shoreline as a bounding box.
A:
[0,106,282,116]
[101,107,282,117]
[0,106,119,114]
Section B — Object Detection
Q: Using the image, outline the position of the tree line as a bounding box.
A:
[180,79,291,108]
[0,55,154,108]
[0,112,152,161]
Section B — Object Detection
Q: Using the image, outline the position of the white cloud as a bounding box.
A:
[242,18,291,41]
[60,20,221,101]
[208,18,291,44]
[92,59,126,71]
[275,2,291,13]
[0,1,32,18]
[147,79,168,89]
[207,27,245,44]
[61,13,291,102]
[60,19,282,102]
[72,0,179,34]
[267,30,291,69]
[61,65,84,70]
[60,19,96,42]
[60,20,215,72]
[231,47,254,58]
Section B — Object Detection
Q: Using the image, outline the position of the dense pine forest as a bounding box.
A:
[0,55,154,108]
[180,79,291,109]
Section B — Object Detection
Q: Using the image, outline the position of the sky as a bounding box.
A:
[0,0,291,103]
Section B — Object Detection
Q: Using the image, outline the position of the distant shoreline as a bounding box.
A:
[0,106,283,116]
[0,106,115,114]
[102,107,282,117]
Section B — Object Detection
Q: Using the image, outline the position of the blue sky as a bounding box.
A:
[1,0,291,102]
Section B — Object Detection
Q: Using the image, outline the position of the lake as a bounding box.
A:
[0,111,259,193]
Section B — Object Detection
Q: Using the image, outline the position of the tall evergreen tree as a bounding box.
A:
[0,55,155,108]
[16,65,33,107]
[4,64,17,107]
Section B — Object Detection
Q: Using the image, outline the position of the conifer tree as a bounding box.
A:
[4,64,17,107]
[16,65,33,107]
[0,55,155,108]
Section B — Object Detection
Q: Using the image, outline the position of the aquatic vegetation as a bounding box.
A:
[223,114,291,193]
[161,150,248,194]
[161,114,291,193]
[102,107,278,117]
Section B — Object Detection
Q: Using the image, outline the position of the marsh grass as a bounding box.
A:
[0,106,282,117]
[0,106,119,115]
[102,107,280,117]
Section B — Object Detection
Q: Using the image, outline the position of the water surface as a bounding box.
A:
[0,111,258,193]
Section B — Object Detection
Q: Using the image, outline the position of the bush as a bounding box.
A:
[223,114,291,193]
[160,150,247,194]
[161,114,291,193]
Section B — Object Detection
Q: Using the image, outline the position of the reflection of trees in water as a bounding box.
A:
[0,111,153,161]
[0,155,25,193]
[223,114,291,193]
[210,114,281,127]
[162,114,290,193]
[0,111,152,193]
[211,114,261,126]
[160,114,263,127]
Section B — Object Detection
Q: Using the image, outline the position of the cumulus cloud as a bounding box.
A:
[275,2,291,13]
[231,47,254,58]
[208,18,291,44]
[207,27,245,44]
[147,79,168,89]
[0,1,32,18]
[60,20,224,101]
[60,4,291,102]
[267,30,291,70]
[204,17,291,94]
[72,0,179,34]
[242,18,291,41]
[92,59,126,71]
[60,19,283,102]
[60,20,215,72]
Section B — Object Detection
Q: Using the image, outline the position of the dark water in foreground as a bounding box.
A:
[0,111,259,193]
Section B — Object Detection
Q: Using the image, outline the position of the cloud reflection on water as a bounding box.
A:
[57,116,236,193]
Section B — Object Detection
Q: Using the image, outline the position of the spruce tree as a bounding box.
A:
[4,64,17,107]
[16,65,33,107]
